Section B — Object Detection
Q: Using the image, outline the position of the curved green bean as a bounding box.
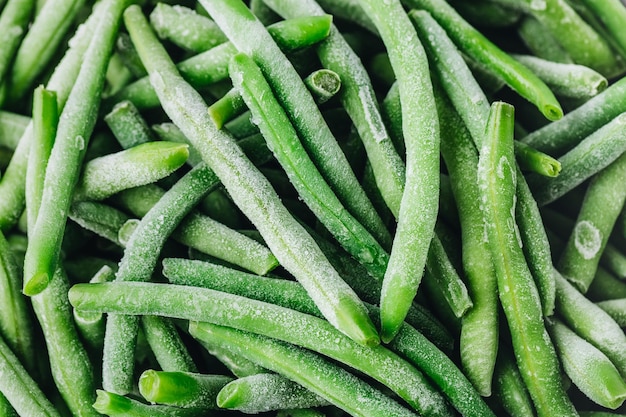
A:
[357,0,439,343]
[123,4,379,347]
[477,102,577,417]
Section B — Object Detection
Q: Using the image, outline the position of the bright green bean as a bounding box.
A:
[110,15,334,110]
[151,123,203,166]
[521,76,626,155]
[528,113,626,206]
[93,390,206,417]
[404,0,563,121]
[189,323,418,417]
[4,0,85,104]
[202,0,390,248]
[123,4,379,347]
[217,373,330,413]
[477,102,577,417]
[557,151,626,292]
[22,0,128,296]
[303,68,341,104]
[357,0,439,343]
[138,370,232,409]
[149,3,227,53]
[547,317,626,409]
[229,52,389,278]
[207,87,246,130]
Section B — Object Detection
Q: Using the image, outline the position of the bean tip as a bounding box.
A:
[22,272,50,296]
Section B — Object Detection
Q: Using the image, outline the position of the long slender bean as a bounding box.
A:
[0,7,98,232]
[492,349,537,417]
[516,15,573,63]
[0,0,34,89]
[437,92,499,396]
[202,0,390,247]
[22,0,128,296]
[577,0,626,59]
[141,315,197,373]
[0,111,29,150]
[189,323,418,417]
[404,0,563,121]
[477,102,577,417]
[123,4,379,347]
[557,151,626,292]
[229,52,389,278]
[93,390,206,417]
[104,100,154,149]
[4,0,85,104]
[357,0,439,343]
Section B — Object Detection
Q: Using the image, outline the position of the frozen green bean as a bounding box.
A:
[104,100,154,149]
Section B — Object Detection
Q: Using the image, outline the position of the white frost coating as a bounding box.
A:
[74,135,85,151]
[530,0,547,10]
[358,87,387,143]
[496,155,513,180]
[573,220,602,260]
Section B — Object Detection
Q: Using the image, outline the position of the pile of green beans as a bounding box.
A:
[2,0,626,416]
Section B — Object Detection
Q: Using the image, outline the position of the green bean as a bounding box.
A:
[492,349,537,417]
[110,15,333,110]
[150,3,227,54]
[356,0,439,343]
[26,86,57,234]
[514,141,561,178]
[548,317,626,409]
[22,0,128,296]
[0,395,17,417]
[203,0,390,248]
[193,333,266,378]
[437,93,499,396]
[404,0,563,121]
[516,15,573,63]
[151,123,203,166]
[141,315,197,373]
[477,102,577,417]
[207,88,246,130]
[139,370,232,409]
[0,3,99,232]
[73,141,189,201]
[103,162,219,394]
[32,268,99,417]
[511,54,608,99]
[303,68,341,104]
[252,0,407,223]
[72,280,451,416]
[522,76,626,155]
[4,0,85,104]
[92,390,206,417]
[217,373,330,413]
[229,52,389,279]
[0,111,29,150]
[449,0,523,27]
[160,259,493,417]
[0,333,60,417]
[576,0,626,59]
[0,230,35,373]
[528,113,626,206]
[104,100,154,149]
[250,0,280,24]
[123,4,379,347]
[0,0,34,90]
[554,272,626,379]
[586,267,626,301]
[115,32,146,78]
[557,152,626,292]
[189,323,418,417]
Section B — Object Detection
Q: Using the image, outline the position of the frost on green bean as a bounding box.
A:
[124,4,379,347]
[104,100,154,149]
